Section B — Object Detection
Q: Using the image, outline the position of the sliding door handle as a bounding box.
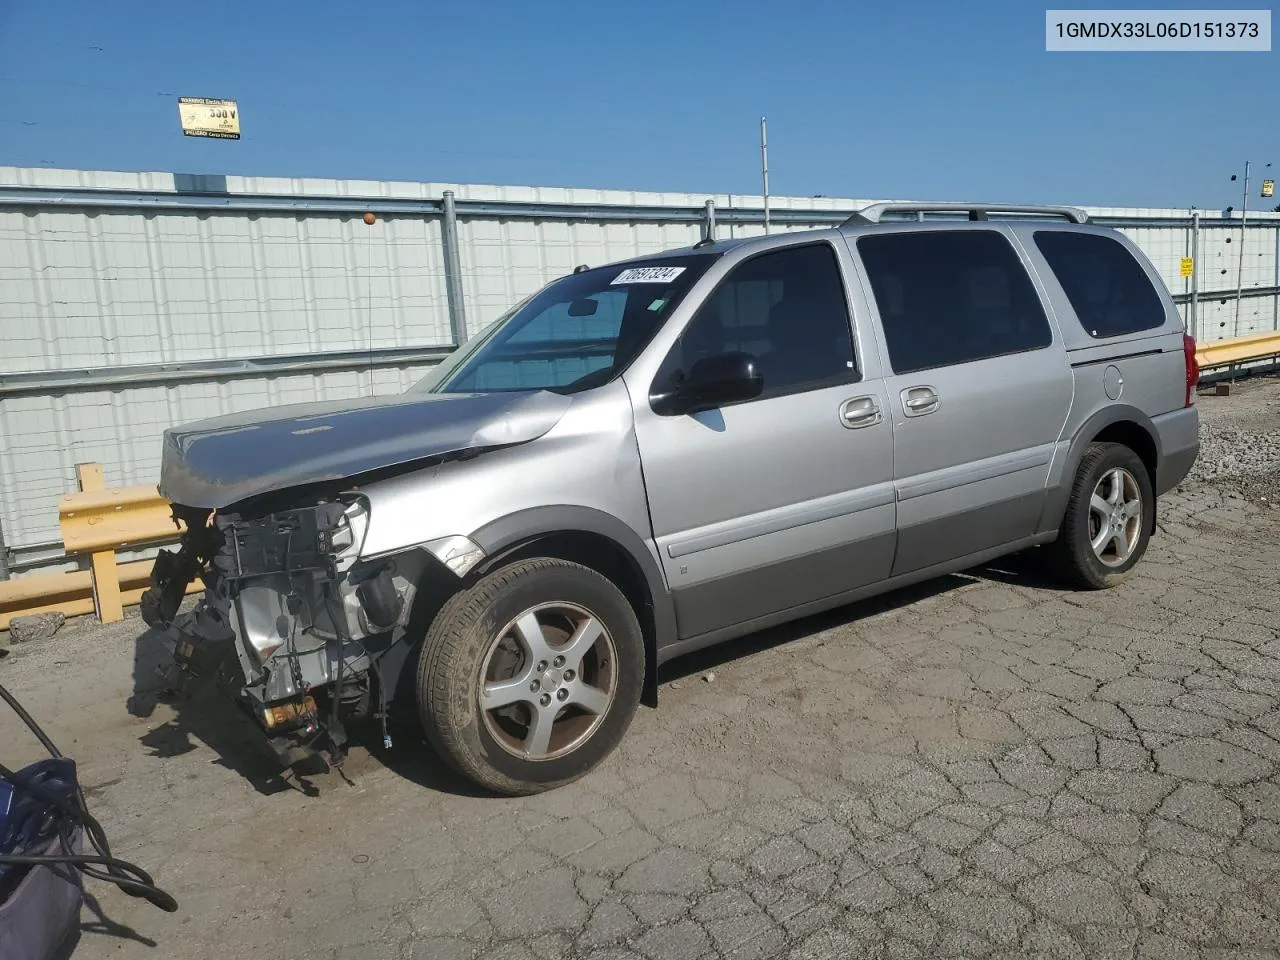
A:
[901,386,940,417]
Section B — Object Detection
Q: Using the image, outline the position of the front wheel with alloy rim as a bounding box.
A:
[416,557,644,795]
[1050,441,1155,590]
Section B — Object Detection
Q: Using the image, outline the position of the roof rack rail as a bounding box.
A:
[841,202,1089,227]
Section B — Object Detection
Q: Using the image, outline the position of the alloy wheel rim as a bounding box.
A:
[477,601,617,761]
[1088,466,1142,567]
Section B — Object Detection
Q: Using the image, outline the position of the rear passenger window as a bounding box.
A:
[1033,231,1166,339]
[857,230,1052,374]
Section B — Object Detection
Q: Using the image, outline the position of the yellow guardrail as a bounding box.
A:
[60,484,185,554]
[0,462,198,630]
[1198,331,1280,371]
[0,560,172,630]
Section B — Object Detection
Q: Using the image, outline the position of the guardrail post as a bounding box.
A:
[0,516,9,582]
[74,462,123,624]
[441,191,468,345]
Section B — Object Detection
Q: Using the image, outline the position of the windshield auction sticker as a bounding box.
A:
[611,266,686,284]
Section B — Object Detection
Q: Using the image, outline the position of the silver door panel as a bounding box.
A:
[896,442,1057,513]
[671,526,898,639]
[627,376,895,639]
[664,482,895,559]
[663,497,896,587]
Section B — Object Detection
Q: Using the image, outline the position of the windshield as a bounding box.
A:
[411,253,719,395]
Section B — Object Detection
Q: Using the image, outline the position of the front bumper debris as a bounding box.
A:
[142,499,387,774]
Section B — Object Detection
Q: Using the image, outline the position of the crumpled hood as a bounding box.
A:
[158,389,572,509]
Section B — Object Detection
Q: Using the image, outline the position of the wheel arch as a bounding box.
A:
[1042,405,1163,537]
[468,506,676,708]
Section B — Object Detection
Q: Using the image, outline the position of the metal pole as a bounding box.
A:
[703,199,716,242]
[0,516,10,581]
[760,117,770,235]
[1189,211,1200,340]
[1235,161,1249,333]
[1274,218,1280,332]
[441,190,468,345]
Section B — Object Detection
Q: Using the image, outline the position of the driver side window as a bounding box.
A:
[655,243,859,402]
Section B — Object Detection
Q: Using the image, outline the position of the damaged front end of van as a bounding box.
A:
[140,389,572,772]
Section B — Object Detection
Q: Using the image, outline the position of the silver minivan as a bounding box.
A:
[144,202,1201,795]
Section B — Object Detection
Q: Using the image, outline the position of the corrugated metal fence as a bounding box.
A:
[1,166,1279,571]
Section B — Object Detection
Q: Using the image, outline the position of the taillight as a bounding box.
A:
[1183,333,1199,407]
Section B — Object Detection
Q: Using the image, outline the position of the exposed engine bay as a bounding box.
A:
[141,496,422,774]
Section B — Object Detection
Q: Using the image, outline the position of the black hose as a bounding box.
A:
[0,680,179,913]
[0,680,61,758]
[0,848,175,910]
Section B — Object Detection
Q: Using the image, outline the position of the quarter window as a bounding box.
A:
[655,243,858,404]
[857,230,1053,374]
[1034,231,1166,339]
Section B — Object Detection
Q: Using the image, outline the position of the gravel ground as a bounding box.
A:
[1,377,1278,960]
[1186,377,1280,504]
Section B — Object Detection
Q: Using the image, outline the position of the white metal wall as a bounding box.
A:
[1,207,451,373]
[1,166,1278,558]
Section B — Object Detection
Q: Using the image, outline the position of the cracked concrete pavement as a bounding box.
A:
[2,378,1279,960]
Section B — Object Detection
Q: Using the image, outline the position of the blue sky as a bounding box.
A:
[1,0,1276,209]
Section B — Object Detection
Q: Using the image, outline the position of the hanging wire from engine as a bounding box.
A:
[322,585,393,756]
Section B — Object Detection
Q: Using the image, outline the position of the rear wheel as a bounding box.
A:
[416,557,643,795]
[1050,442,1154,590]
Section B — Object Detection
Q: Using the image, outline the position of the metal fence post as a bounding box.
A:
[441,190,468,345]
[760,117,770,235]
[703,200,716,242]
[1190,211,1200,340]
[0,515,9,581]
[1234,162,1250,336]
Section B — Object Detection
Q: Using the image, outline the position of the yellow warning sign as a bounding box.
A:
[1263,179,1275,199]
[178,98,240,140]
[1180,257,1194,278]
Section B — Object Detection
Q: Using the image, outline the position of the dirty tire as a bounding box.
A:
[1050,442,1155,590]
[416,558,644,796]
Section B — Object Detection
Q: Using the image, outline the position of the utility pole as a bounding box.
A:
[1235,161,1250,333]
[1231,161,1275,332]
[760,116,770,235]
[1189,210,1200,340]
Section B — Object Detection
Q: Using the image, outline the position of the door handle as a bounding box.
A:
[839,396,881,429]
[901,386,939,417]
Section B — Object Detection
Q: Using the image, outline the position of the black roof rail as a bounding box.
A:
[841,202,1089,228]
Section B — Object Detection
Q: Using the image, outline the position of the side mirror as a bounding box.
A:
[651,351,763,416]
